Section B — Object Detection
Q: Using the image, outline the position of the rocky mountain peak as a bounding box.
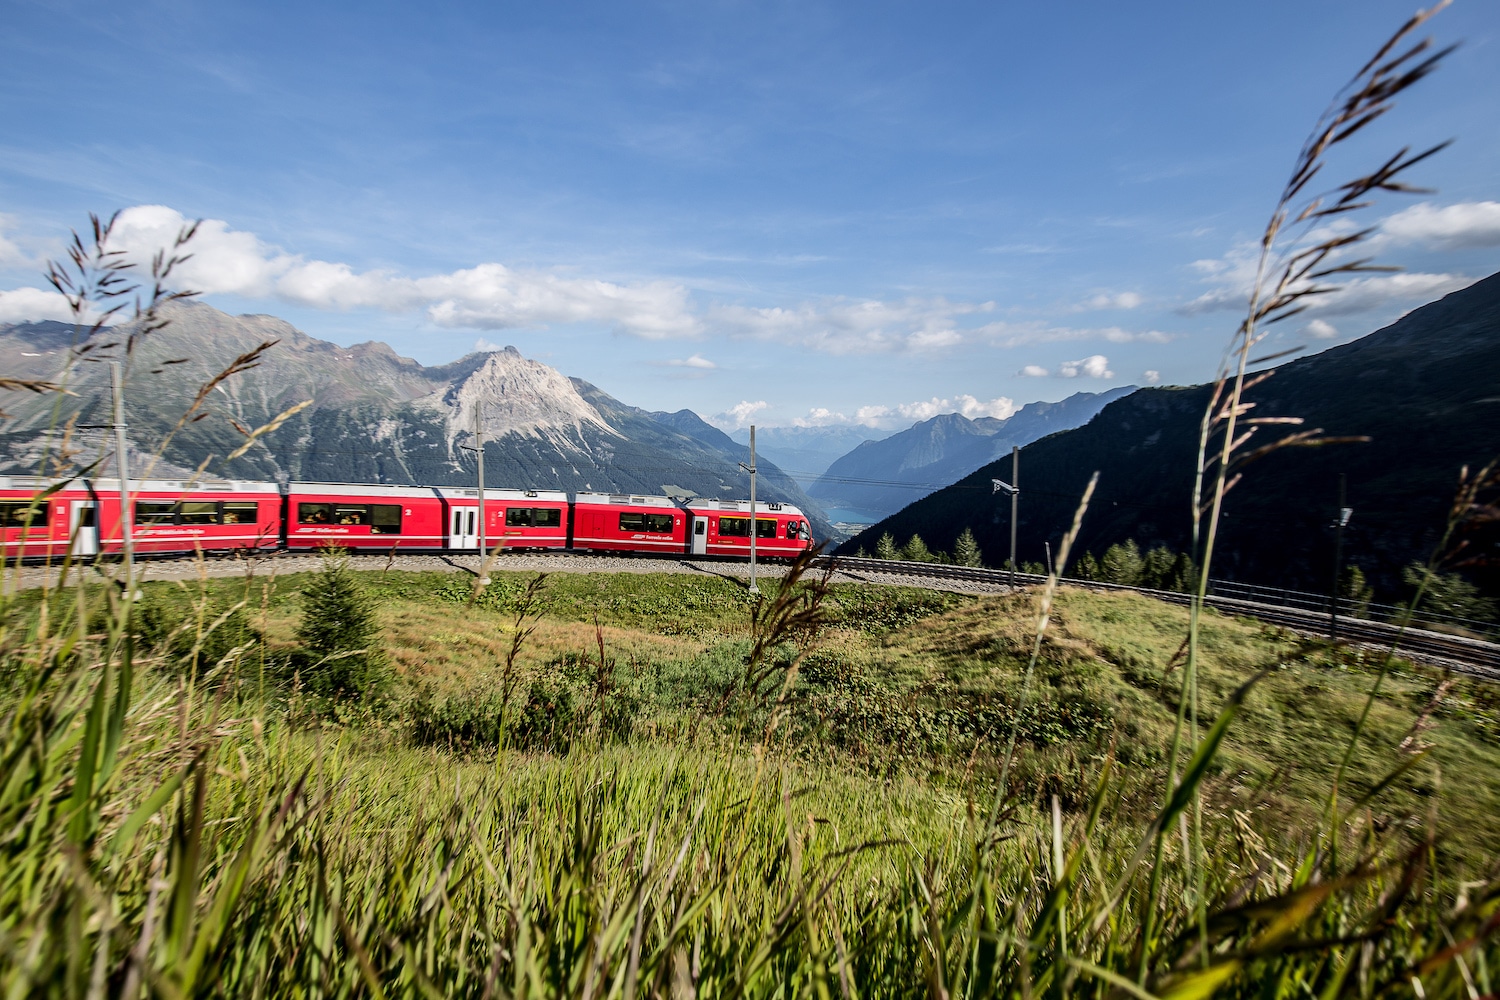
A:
[428,346,620,455]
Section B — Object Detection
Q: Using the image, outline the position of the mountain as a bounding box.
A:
[808,388,1135,521]
[0,301,834,538]
[839,273,1500,598]
[727,424,891,488]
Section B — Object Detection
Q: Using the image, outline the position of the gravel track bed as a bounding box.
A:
[5,551,1014,596]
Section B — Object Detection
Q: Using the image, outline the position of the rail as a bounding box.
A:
[813,555,1500,679]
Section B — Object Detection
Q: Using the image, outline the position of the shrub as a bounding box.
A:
[136,584,259,680]
[294,547,387,700]
[901,534,933,562]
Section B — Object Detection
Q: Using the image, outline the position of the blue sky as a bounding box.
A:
[2,0,1498,432]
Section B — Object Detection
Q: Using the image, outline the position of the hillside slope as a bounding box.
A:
[840,272,1500,596]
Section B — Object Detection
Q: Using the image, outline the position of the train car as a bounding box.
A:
[435,487,570,552]
[683,499,812,559]
[570,492,688,554]
[285,482,445,551]
[2,476,283,559]
[0,476,94,560]
[96,478,282,556]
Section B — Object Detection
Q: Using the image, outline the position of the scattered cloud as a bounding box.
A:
[710,399,768,429]
[1058,355,1113,378]
[791,407,849,427]
[1378,201,1500,251]
[1023,355,1114,378]
[106,205,701,339]
[1143,369,1161,384]
[1304,319,1338,340]
[710,297,988,355]
[666,353,716,369]
[0,286,74,323]
[1076,290,1143,311]
[975,319,1170,348]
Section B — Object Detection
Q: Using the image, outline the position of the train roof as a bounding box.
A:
[688,498,805,516]
[0,476,280,493]
[435,487,571,503]
[573,491,680,509]
[287,482,441,500]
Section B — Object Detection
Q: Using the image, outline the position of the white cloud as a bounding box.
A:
[1021,357,1124,379]
[791,407,850,427]
[0,287,75,323]
[106,205,701,340]
[666,353,716,369]
[711,399,769,429]
[1379,201,1500,251]
[1077,290,1143,311]
[1143,369,1161,384]
[0,217,38,269]
[1057,355,1114,378]
[711,296,989,355]
[1305,273,1474,316]
[1305,319,1339,340]
[975,319,1170,348]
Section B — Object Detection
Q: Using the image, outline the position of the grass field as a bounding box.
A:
[3,559,1497,997]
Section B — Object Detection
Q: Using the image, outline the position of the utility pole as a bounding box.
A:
[1330,473,1352,641]
[992,446,1020,589]
[1011,446,1019,585]
[111,361,135,602]
[740,426,759,596]
[475,403,488,584]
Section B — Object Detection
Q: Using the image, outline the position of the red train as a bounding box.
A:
[0,476,814,561]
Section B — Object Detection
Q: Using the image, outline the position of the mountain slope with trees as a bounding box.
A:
[840,272,1500,600]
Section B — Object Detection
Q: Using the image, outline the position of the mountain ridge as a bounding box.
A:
[0,301,834,537]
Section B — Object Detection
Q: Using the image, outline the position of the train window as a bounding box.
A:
[644,513,674,533]
[618,511,646,531]
[298,503,334,524]
[0,500,47,528]
[506,507,533,527]
[136,501,179,525]
[756,518,777,539]
[534,508,562,528]
[786,520,802,539]
[694,520,706,536]
[179,502,220,525]
[371,504,402,534]
[222,501,258,524]
[334,505,371,526]
[719,517,749,537]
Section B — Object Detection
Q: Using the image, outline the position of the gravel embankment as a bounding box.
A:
[5,551,1016,596]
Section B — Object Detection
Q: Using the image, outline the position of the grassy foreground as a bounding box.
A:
[2,560,1498,997]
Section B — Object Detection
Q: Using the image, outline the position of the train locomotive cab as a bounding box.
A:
[685,499,812,560]
[571,492,687,554]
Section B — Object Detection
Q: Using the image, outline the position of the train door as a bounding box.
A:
[690,516,707,555]
[450,505,478,550]
[70,501,99,557]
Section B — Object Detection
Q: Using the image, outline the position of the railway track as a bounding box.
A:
[817,555,1500,680]
[10,547,1499,679]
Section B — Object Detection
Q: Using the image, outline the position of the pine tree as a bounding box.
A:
[1099,539,1144,586]
[952,528,983,568]
[295,547,387,700]
[874,533,899,560]
[1340,564,1374,617]
[1139,545,1176,590]
[1167,552,1198,593]
[1073,552,1100,581]
[901,534,933,562]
